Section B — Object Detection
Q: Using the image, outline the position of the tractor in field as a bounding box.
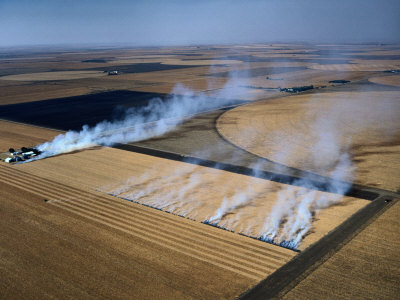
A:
[1,147,42,163]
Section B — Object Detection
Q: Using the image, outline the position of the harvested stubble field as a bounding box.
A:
[0,43,400,299]
[369,74,400,87]
[7,143,368,252]
[217,91,400,192]
[282,199,400,300]
[0,163,296,299]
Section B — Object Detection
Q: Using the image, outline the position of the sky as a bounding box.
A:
[0,0,399,47]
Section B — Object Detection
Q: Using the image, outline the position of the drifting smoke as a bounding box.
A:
[259,154,353,248]
[102,90,372,250]
[204,91,399,249]
[256,94,357,248]
[102,136,352,250]
[204,159,267,227]
[103,163,213,219]
[33,64,397,250]
[29,72,250,161]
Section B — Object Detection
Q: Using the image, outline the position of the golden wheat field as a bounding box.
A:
[0,43,399,299]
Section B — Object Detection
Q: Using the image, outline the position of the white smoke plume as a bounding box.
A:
[31,64,397,250]
[101,163,211,219]
[259,154,352,249]
[207,90,399,249]
[28,70,250,161]
[99,96,358,251]
[102,88,374,251]
[258,94,358,249]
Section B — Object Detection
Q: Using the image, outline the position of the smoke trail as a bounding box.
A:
[207,192,251,225]
[27,71,250,161]
[100,128,353,250]
[98,90,361,251]
[100,162,212,218]
[96,72,400,250]
[204,159,268,227]
[258,95,356,249]
[259,154,352,249]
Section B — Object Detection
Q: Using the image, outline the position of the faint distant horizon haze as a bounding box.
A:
[0,0,399,47]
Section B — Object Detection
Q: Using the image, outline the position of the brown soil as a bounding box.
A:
[2,45,392,107]
[0,71,107,81]
[0,120,61,151]
[0,85,92,105]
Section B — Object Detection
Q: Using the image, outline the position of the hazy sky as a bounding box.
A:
[1,0,399,47]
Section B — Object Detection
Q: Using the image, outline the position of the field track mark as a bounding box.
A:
[0,166,296,279]
[0,174,266,280]
[0,165,293,259]
[0,168,290,266]
[0,168,291,277]
[0,169,286,272]
[52,199,269,279]
[53,196,280,273]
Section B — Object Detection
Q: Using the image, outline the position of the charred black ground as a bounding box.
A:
[0,91,167,130]
[0,90,245,131]
[89,62,202,74]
